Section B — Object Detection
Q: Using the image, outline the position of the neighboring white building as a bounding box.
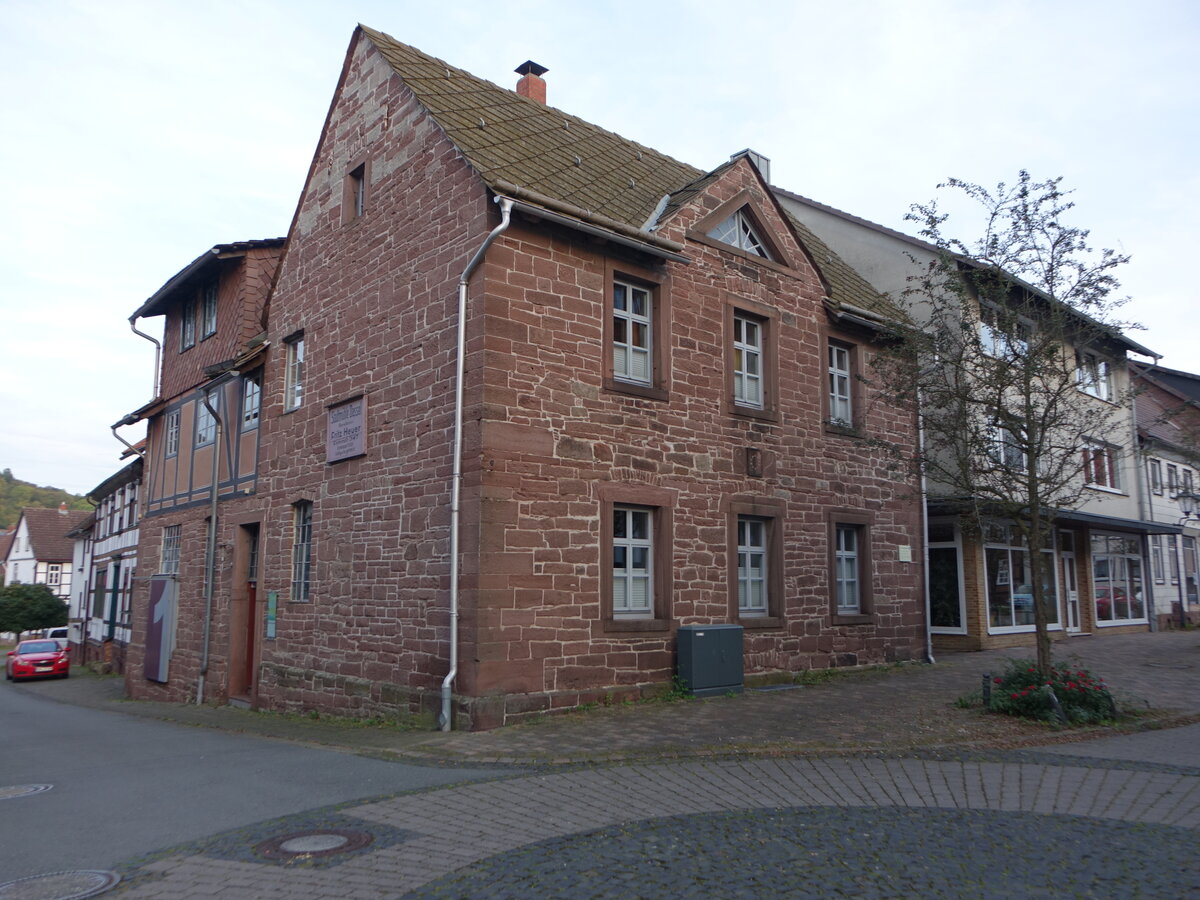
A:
[3,505,92,601]
[775,187,1172,650]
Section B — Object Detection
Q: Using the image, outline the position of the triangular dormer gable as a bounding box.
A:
[706,207,775,260]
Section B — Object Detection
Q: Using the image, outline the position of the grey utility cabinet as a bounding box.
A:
[676,624,744,697]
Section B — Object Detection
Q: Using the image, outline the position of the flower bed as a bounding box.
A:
[988,658,1116,725]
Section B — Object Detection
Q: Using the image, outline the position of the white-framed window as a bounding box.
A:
[292,501,313,602]
[828,343,853,426]
[708,208,774,259]
[126,481,138,529]
[1149,458,1163,495]
[984,522,1059,632]
[1151,534,1165,584]
[195,396,217,447]
[979,305,1030,357]
[612,280,652,386]
[46,563,62,586]
[834,524,861,614]
[733,313,763,409]
[180,299,196,350]
[1185,469,1195,498]
[736,516,768,616]
[1168,463,1180,497]
[988,423,1027,471]
[1091,532,1145,624]
[284,335,305,411]
[612,506,653,617]
[1075,350,1112,401]
[164,410,181,457]
[160,525,181,576]
[1169,534,1181,585]
[201,282,218,339]
[241,372,261,430]
[1083,441,1120,490]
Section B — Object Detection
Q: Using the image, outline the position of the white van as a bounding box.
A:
[43,626,69,643]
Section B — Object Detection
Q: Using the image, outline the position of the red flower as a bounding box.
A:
[994,677,1003,684]
[1011,693,1019,699]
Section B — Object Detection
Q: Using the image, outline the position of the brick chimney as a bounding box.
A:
[515,61,548,104]
[58,502,68,515]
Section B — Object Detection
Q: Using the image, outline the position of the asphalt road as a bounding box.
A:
[0,679,498,882]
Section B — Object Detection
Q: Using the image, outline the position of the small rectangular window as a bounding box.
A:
[1075,350,1111,401]
[348,164,365,219]
[46,563,62,586]
[180,299,196,350]
[285,336,305,411]
[1083,441,1121,490]
[201,283,218,338]
[291,501,314,602]
[164,410,181,458]
[828,343,853,426]
[733,313,764,409]
[612,280,652,386]
[979,305,1029,357]
[1185,470,1195,498]
[241,372,262,430]
[160,525,182,576]
[1151,534,1165,584]
[835,524,861,614]
[195,396,217,447]
[612,506,653,617]
[1169,534,1181,585]
[1167,463,1179,497]
[1149,459,1163,495]
[736,516,768,616]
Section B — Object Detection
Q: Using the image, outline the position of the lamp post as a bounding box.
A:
[1174,491,1200,629]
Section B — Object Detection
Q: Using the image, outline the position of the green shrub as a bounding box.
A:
[989,658,1115,725]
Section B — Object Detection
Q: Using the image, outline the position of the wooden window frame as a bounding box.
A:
[726,295,779,422]
[597,483,673,633]
[828,510,874,624]
[727,497,785,628]
[602,260,669,401]
[201,282,218,339]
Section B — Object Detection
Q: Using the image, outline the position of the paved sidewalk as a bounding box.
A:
[15,630,1200,764]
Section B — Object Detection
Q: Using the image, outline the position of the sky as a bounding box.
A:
[1,0,1197,496]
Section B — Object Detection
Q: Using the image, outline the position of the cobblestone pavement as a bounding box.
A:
[108,753,1200,898]
[8,631,1200,898]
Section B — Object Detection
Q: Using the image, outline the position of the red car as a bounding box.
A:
[5,640,70,681]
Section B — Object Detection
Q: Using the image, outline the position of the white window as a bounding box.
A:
[292,501,313,602]
[1083,441,1120,490]
[46,563,62,586]
[1185,469,1195,499]
[1075,350,1111,401]
[1149,458,1163,495]
[285,336,305,411]
[828,344,853,426]
[733,313,763,408]
[165,410,181,457]
[612,506,652,617]
[201,283,218,338]
[195,396,217,447]
[979,305,1029,357]
[737,516,768,615]
[612,280,651,385]
[835,524,861,614]
[160,525,181,576]
[180,299,196,350]
[1168,464,1180,497]
[1169,534,1181,585]
[984,522,1059,631]
[708,209,773,259]
[242,372,261,430]
[1150,534,1165,584]
[988,423,1027,471]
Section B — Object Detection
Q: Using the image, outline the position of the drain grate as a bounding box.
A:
[0,784,53,801]
[0,869,119,900]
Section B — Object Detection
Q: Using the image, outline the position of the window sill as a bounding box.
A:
[831,612,873,626]
[1084,484,1127,496]
[604,380,669,402]
[602,617,670,634]
[730,404,779,424]
[738,615,784,630]
[824,422,862,439]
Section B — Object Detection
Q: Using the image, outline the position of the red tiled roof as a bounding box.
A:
[20,507,92,563]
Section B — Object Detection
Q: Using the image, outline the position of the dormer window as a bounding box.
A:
[201,282,218,339]
[708,208,774,260]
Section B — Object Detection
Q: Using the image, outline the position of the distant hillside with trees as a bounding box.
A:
[0,469,91,531]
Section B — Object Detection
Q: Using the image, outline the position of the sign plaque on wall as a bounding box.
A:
[326,395,366,463]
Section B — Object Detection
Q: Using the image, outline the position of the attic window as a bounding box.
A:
[345,163,366,221]
[708,209,774,260]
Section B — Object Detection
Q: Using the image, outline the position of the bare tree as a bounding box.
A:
[877,171,1135,674]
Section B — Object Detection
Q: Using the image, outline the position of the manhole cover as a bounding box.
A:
[0,869,119,900]
[254,829,373,860]
[0,785,53,801]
